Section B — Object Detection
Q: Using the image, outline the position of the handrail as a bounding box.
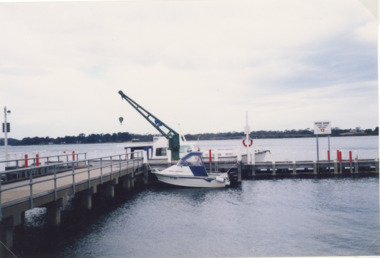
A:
[0,151,144,222]
[0,153,88,171]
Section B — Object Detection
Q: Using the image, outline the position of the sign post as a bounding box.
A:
[3,107,11,165]
[314,121,332,162]
[244,111,251,164]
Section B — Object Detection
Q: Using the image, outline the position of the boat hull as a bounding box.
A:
[154,173,230,188]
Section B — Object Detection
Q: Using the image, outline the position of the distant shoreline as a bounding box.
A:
[1,127,378,146]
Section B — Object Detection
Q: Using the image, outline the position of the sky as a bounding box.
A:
[0,0,378,139]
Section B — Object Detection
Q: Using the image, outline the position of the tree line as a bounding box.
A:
[184,127,379,141]
[2,132,150,146]
[1,127,378,146]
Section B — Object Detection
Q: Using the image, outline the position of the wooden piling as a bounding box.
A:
[237,162,242,183]
[46,203,61,227]
[292,163,296,175]
[105,183,115,201]
[313,162,317,175]
[80,189,93,211]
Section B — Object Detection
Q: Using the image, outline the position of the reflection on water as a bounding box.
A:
[13,178,379,257]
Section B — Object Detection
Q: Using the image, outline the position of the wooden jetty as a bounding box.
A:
[0,153,146,254]
[240,159,379,178]
[148,155,379,180]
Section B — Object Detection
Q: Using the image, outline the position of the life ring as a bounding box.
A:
[242,138,253,147]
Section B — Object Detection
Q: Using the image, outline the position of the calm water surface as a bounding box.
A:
[15,178,375,257]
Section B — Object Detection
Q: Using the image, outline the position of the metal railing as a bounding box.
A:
[0,151,144,222]
[0,152,88,172]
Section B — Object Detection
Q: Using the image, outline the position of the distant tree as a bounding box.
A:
[9,126,379,146]
[63,136,76,144]
[0,138,20,145]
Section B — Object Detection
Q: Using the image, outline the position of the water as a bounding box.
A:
[15,178,379,257]
[1,135,378,164]
[4,136,380,256]
[197,135,379,161]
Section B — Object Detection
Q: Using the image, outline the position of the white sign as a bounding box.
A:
[314,121,331,135]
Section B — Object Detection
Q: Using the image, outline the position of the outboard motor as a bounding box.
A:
[227,169,239,184]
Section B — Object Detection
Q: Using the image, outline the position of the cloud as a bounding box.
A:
[0,0,377,139]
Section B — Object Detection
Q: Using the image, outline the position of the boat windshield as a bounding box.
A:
[180,145,192,154]
[177,153,204,167]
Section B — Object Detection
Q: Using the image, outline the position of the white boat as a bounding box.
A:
[124,136,270,162]
[124,136,196,160]
[202,148,270,162]
[151,152,230,188]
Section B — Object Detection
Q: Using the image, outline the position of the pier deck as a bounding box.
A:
[2,160,134,204]
[242,159,378,178]
[148,157,379,179]
[0,154,145,253]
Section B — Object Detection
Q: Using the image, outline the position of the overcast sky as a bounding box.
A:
[0,0,378,139]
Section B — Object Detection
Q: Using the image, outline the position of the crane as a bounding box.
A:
[118,90,180,160]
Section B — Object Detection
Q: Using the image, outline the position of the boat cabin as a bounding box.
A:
[177,152,208,177]
[124,136,197,160]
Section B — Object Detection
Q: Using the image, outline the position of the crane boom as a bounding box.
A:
[118,90,180,160]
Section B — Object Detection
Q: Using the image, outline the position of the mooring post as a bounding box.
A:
[142,152,149,184]
[24,154,28,167]
[237,149,242,182]
[251,151,255,177]
[313,161,317,175]
[215,149,218,172]
[143,164,149,185]
[333,150,338,175]
[334,159,338,175]
[349,151,353,174]
[354,151,359,174]
[209,149,212,172]
[339,150,343,174]
[130,169,135,189]
[237,161,242,183]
